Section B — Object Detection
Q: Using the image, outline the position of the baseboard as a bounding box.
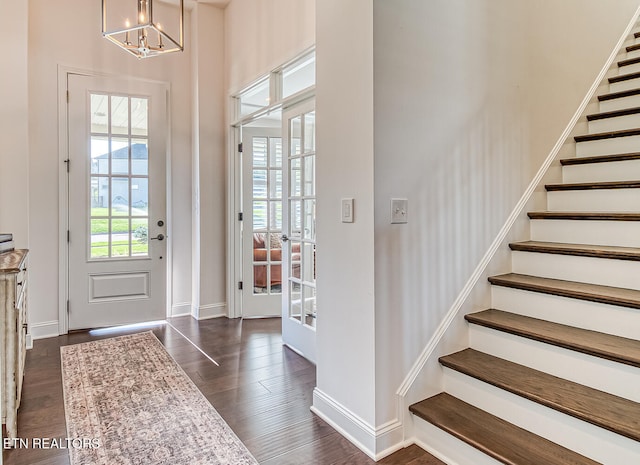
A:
[171,302,191,317]
[195,302,227,320]
[29,320,60,341]
[311,388,404,460]
[189,302,227,321]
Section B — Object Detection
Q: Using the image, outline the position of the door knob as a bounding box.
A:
[150,233,166,241]
[281,234,289,242]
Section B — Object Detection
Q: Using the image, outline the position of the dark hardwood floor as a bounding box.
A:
[3,316,444,465]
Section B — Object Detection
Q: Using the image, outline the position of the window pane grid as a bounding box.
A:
[89,93,149,259]
[288,110,317,323]
[252,136,283,295]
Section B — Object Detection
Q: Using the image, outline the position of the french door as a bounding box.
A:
[241,128,284,317]
[281,100,317,362]
[67,74,168,330]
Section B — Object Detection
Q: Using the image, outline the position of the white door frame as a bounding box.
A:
[57,66,172,335]
[227,89,315,319]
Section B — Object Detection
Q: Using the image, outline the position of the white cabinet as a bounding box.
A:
[0,250,28,439]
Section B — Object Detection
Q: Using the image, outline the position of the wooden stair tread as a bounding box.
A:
[635,31,640,39]
[509,240,640,261]
[618,56,640,68]
[598,87,640,102]
[465,309,640,368]
[609,71,640,83]
[527,211,640,221]
[488,273,640,309]
[586,106,640,121]
[574,128,640,143]
[545,180,640,191]
[409,393,601,465]
[560,152,640,165]
[626,43,640,53]
[439,349,640,441]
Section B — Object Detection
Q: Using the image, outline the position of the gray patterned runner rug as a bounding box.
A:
[61,331,258,465]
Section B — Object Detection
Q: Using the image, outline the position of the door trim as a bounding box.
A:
[57,66,172,335]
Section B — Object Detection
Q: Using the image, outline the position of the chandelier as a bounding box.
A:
[102,0,184,59]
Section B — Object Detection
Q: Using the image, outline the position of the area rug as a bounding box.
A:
[61,331,258,465]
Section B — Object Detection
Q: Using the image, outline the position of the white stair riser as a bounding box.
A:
[599,94,640,112]
[627,49,640,60]
[562,159,640,183]
[576,134,640,157]
[547,188,640,212]
[443,368,640,464]
[618,62,640,75]
[588,113,640,133]
[511,250,640,291]
[610,77,640,93]
[412,421,504,465]
[468,324,640,402]
[491,285,640,340]
[530,219,640,248]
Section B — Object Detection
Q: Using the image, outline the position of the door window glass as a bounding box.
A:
[89,93,150,259]
[251,136,283,295]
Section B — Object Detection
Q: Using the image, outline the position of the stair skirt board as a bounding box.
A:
[529,219,640,248]
[443,368,640,464]
[510,250,640,291]
[491,285,640,340]
[467,324,640,403]
[562,159,640,183]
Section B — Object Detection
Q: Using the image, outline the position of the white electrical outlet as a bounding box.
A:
[391,198,408,224]
[341,198,354,223]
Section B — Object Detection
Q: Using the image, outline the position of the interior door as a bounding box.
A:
[67,74,168,330]
[241,127,284,317]
[281,99,317,362]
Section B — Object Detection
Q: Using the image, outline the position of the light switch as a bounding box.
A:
[342,198,354,223]
[391,198,408,224]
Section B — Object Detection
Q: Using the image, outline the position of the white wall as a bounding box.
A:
[0,0,29,249]
[373,0,640,437]
[311,0,640,457]
[191,4,227,319]
[224,0,315,94]
[314,0,378,449]
[26,0,198,333]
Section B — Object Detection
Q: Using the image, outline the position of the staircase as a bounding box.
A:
[408,30,640,465]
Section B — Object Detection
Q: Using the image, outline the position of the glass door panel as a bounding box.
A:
[282,99,317,362]
[88,93,151,260]
[241,127,284,318]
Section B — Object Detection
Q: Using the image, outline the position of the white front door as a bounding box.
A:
[281,99,317,362]
[241,127,284,317]
[67,74,168,330]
